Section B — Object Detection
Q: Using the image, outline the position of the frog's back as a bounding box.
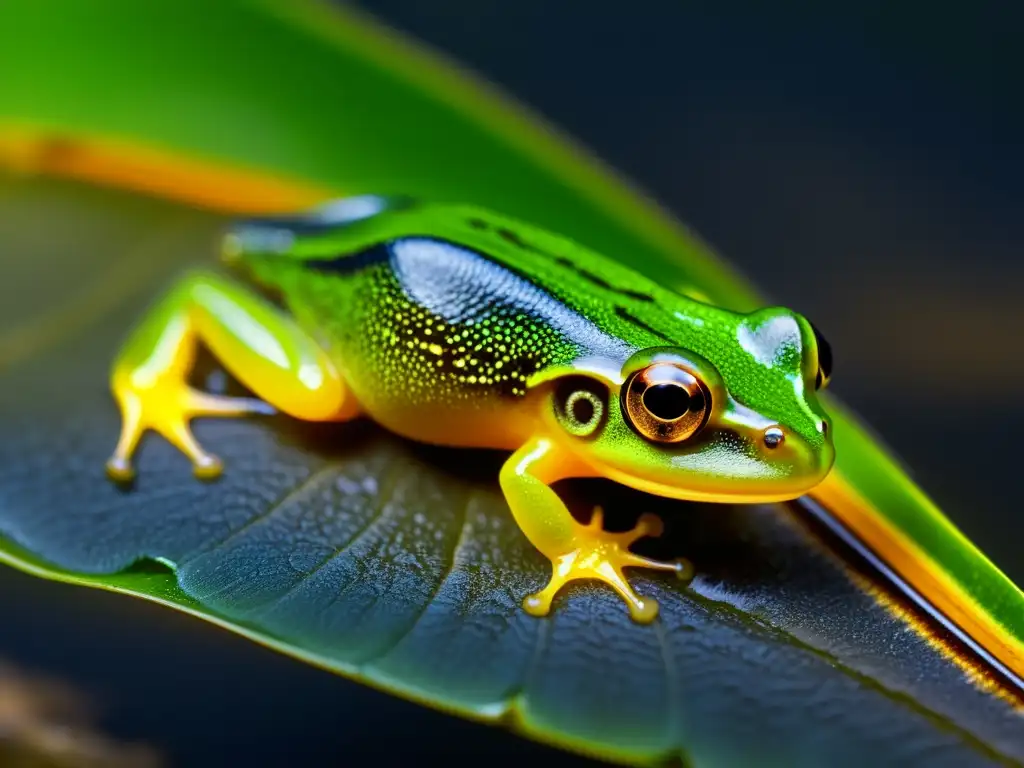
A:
[282,201,730,339]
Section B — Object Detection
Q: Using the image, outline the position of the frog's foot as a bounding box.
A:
[106,378,269,482]
[523,507,693,623]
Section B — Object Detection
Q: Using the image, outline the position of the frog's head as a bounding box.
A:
[538,307,834,503]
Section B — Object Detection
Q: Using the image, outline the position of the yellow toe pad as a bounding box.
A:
[107,373,265,482]
[524,507,693,623]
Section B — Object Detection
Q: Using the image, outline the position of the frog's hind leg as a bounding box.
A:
[106,270,356,482]
[499,437,694,623]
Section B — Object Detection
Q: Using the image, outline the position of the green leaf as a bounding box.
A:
[1,174,1022,766]
[0,0,1022,763]
[3,3,1020,660]
[0,0,752,306]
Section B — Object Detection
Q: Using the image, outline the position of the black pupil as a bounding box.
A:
[643,383,692,420]
[572,395,594,425]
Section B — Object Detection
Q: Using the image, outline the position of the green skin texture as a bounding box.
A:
[1,0,1022,724]
[237,202,833,502]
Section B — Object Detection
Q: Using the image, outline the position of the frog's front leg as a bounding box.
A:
[500,437,693,623]
[106,270,356,481]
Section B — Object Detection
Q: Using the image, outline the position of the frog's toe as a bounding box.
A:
[626,594,660,623]
[192,454,224,481]
[185,390,274,417]
[105,455,136,483]
[164,422,224,480]
[585,505,606,530]
[106,391,144,482]
[594,559,661,623]
[108,377,266,480]
[526,513,689,623]
[522,585,558,618]
[606,510,665,547]
[633,512,665,539]
[622,552,695,582]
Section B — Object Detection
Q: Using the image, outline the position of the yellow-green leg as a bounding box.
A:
[499,437,693,623]
[106,270,355,481]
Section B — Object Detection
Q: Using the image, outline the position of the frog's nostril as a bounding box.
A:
[821,420,829,437]
[763,426,785,449]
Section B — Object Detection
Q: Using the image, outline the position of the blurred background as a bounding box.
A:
[1,2,1021,765]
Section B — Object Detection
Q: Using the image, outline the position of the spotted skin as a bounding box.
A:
[298,238,615,402]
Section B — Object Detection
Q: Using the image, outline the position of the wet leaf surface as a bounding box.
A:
[1,174,1022,766]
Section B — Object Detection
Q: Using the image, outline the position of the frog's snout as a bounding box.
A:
[757,415,835,490]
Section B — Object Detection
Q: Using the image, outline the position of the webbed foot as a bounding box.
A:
[523,506,693,623]
[106,374,268,482]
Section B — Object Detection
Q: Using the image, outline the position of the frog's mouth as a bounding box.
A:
[595,465,828,505]
[580,436,835,505]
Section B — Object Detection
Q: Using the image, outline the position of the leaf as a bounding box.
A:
[2,0,1022,671]
[0,174,1022,767]
[0,0,751,304]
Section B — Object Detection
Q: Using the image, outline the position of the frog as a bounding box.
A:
[104,195,835,623]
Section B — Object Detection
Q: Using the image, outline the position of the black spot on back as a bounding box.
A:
[614,306,674,344]
[491,225,655,303]
[302,243,391,275]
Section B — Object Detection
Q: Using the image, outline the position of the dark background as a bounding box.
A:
[2,2,1022,766]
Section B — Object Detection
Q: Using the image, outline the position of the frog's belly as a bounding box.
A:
[345,378,541,452]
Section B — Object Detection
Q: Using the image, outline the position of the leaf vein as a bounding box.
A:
[360,486,473,666]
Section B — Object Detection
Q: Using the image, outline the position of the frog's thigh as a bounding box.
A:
[499,437,690,623]
[107,270,355,480]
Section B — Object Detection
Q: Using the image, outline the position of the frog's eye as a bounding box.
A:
[622,363,711,444]
[810,321,833,390]
[554,377,609,438]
